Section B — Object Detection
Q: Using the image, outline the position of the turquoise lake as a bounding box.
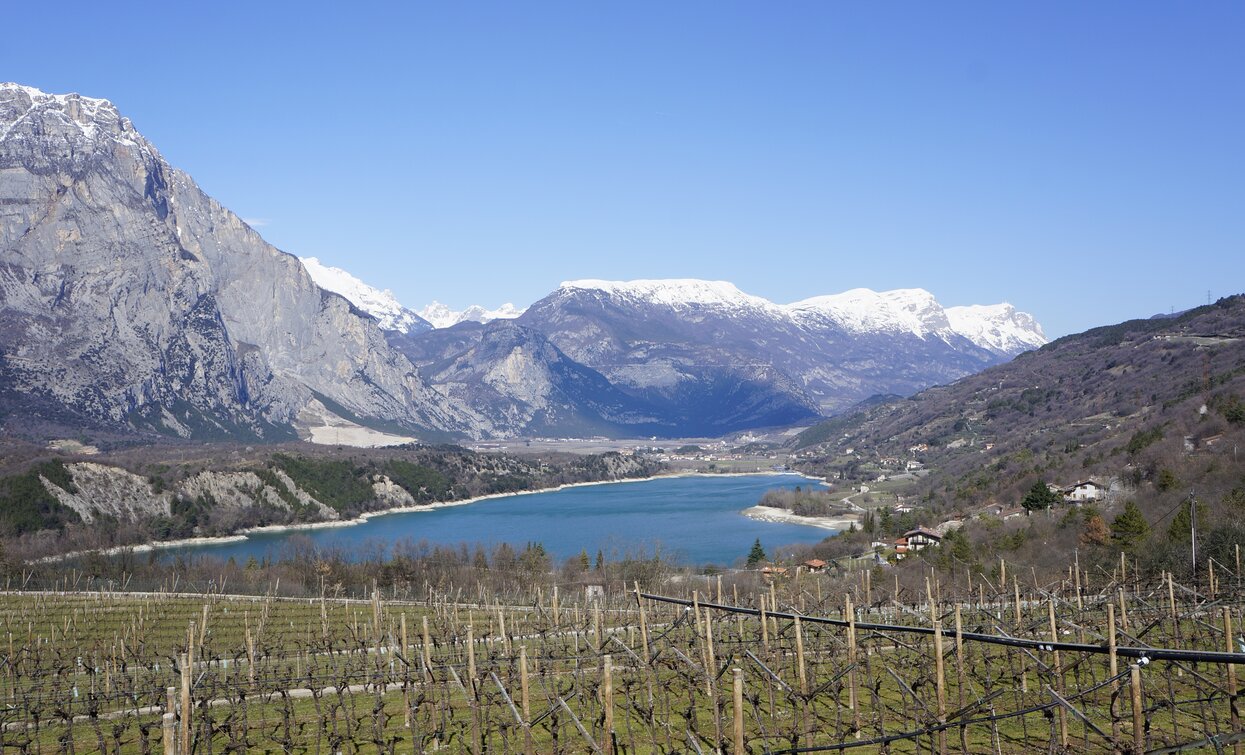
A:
[165,474,837,566]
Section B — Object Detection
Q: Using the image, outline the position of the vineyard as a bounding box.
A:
[2,561,1245,753]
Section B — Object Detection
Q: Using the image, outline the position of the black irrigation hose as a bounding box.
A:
[640,593,1245,666]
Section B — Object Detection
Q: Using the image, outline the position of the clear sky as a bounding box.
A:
[4,2,1241,337]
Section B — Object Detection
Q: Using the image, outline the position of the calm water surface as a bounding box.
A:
[166,474,837,566]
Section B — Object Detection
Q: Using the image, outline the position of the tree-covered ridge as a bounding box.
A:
[0,460,81,537]
[0,444,663,562]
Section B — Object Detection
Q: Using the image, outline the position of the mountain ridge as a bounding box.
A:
[0,83,489,442]
[0,83,1046,443]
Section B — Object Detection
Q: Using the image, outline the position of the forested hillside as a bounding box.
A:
[790,295,1245,580]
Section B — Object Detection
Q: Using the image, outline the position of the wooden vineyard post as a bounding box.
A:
[498,604,510,655]
[933,615,947,755]
[186,620,196,681]
[520,645,534,755]
[1073,552,1083,610]
[1167,572,1176,620]
[401,613,411,728]
[865,568,872,605]
[717,574,723,604]
[1119,588,1129,632]
[163,687,177,755]
[245,626,256,689]
[733,668,745,754]
[1050,599,1067,748]
[1226,608,1241,755]
[594,605,603,652]
[636,583,650,664]
[466,624,477,696]
[180,653,191,755]
[603,654,615,755]
[760,595,770,653]
[1013,577,1022,629]
[552,585,559,624]
[693,591,703,639]
[520,645,531,719]
[1130,664,1144,755]
[794,616,808,696]
[846,594,859,731]
[422,615,433,682]
[1108,603,1120,744]
[704,610,717,697]
[954,604,965,715]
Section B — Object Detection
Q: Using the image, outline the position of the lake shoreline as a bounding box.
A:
[38,470,829,564]
[740,505,857,531]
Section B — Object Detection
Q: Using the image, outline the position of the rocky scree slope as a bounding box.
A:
[0,84,488,442]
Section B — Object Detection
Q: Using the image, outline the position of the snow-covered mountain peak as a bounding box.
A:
[300,257,430,334]
[417,301,525,329]
[786,287,951,337]
[559,278,776,311]
[552,278,1044,354]
[945,303,1047,355]
[0,83,138,147]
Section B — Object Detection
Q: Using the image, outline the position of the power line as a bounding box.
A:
[640,592,1245,665]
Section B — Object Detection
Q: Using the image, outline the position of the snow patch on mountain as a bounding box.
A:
[945,303,1047,355]
[560,279,778,312]
[418,301,525,329]
[556,279,1046,355]
[300,257,430,334]
[0,82,139,147]
[787,288,954,338]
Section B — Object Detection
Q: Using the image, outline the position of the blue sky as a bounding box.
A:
[4,2,1242,337]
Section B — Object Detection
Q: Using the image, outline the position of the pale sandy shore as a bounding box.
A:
[38,470,828,563]
[741,505,857,532]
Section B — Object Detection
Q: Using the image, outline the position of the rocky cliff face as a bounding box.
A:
[405,321,676,436]
[38,462,338,526]
[0,84,487,441]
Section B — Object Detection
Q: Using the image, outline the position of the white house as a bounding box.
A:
[901,528,942,552]
[1063,480,1106,503]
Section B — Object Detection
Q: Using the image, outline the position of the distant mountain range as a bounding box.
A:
[0,84,1046,442]
[318,272,1046,436]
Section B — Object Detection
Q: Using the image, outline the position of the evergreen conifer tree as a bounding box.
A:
[1111,501,1150,550]
[746,538,767,567]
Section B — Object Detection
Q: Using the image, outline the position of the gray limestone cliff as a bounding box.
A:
[0,84,489,441]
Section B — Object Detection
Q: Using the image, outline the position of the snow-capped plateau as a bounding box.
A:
[558,279,778,312]
[554,279,1045,354]
[300,257,430,334]
[418,301,525,329]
